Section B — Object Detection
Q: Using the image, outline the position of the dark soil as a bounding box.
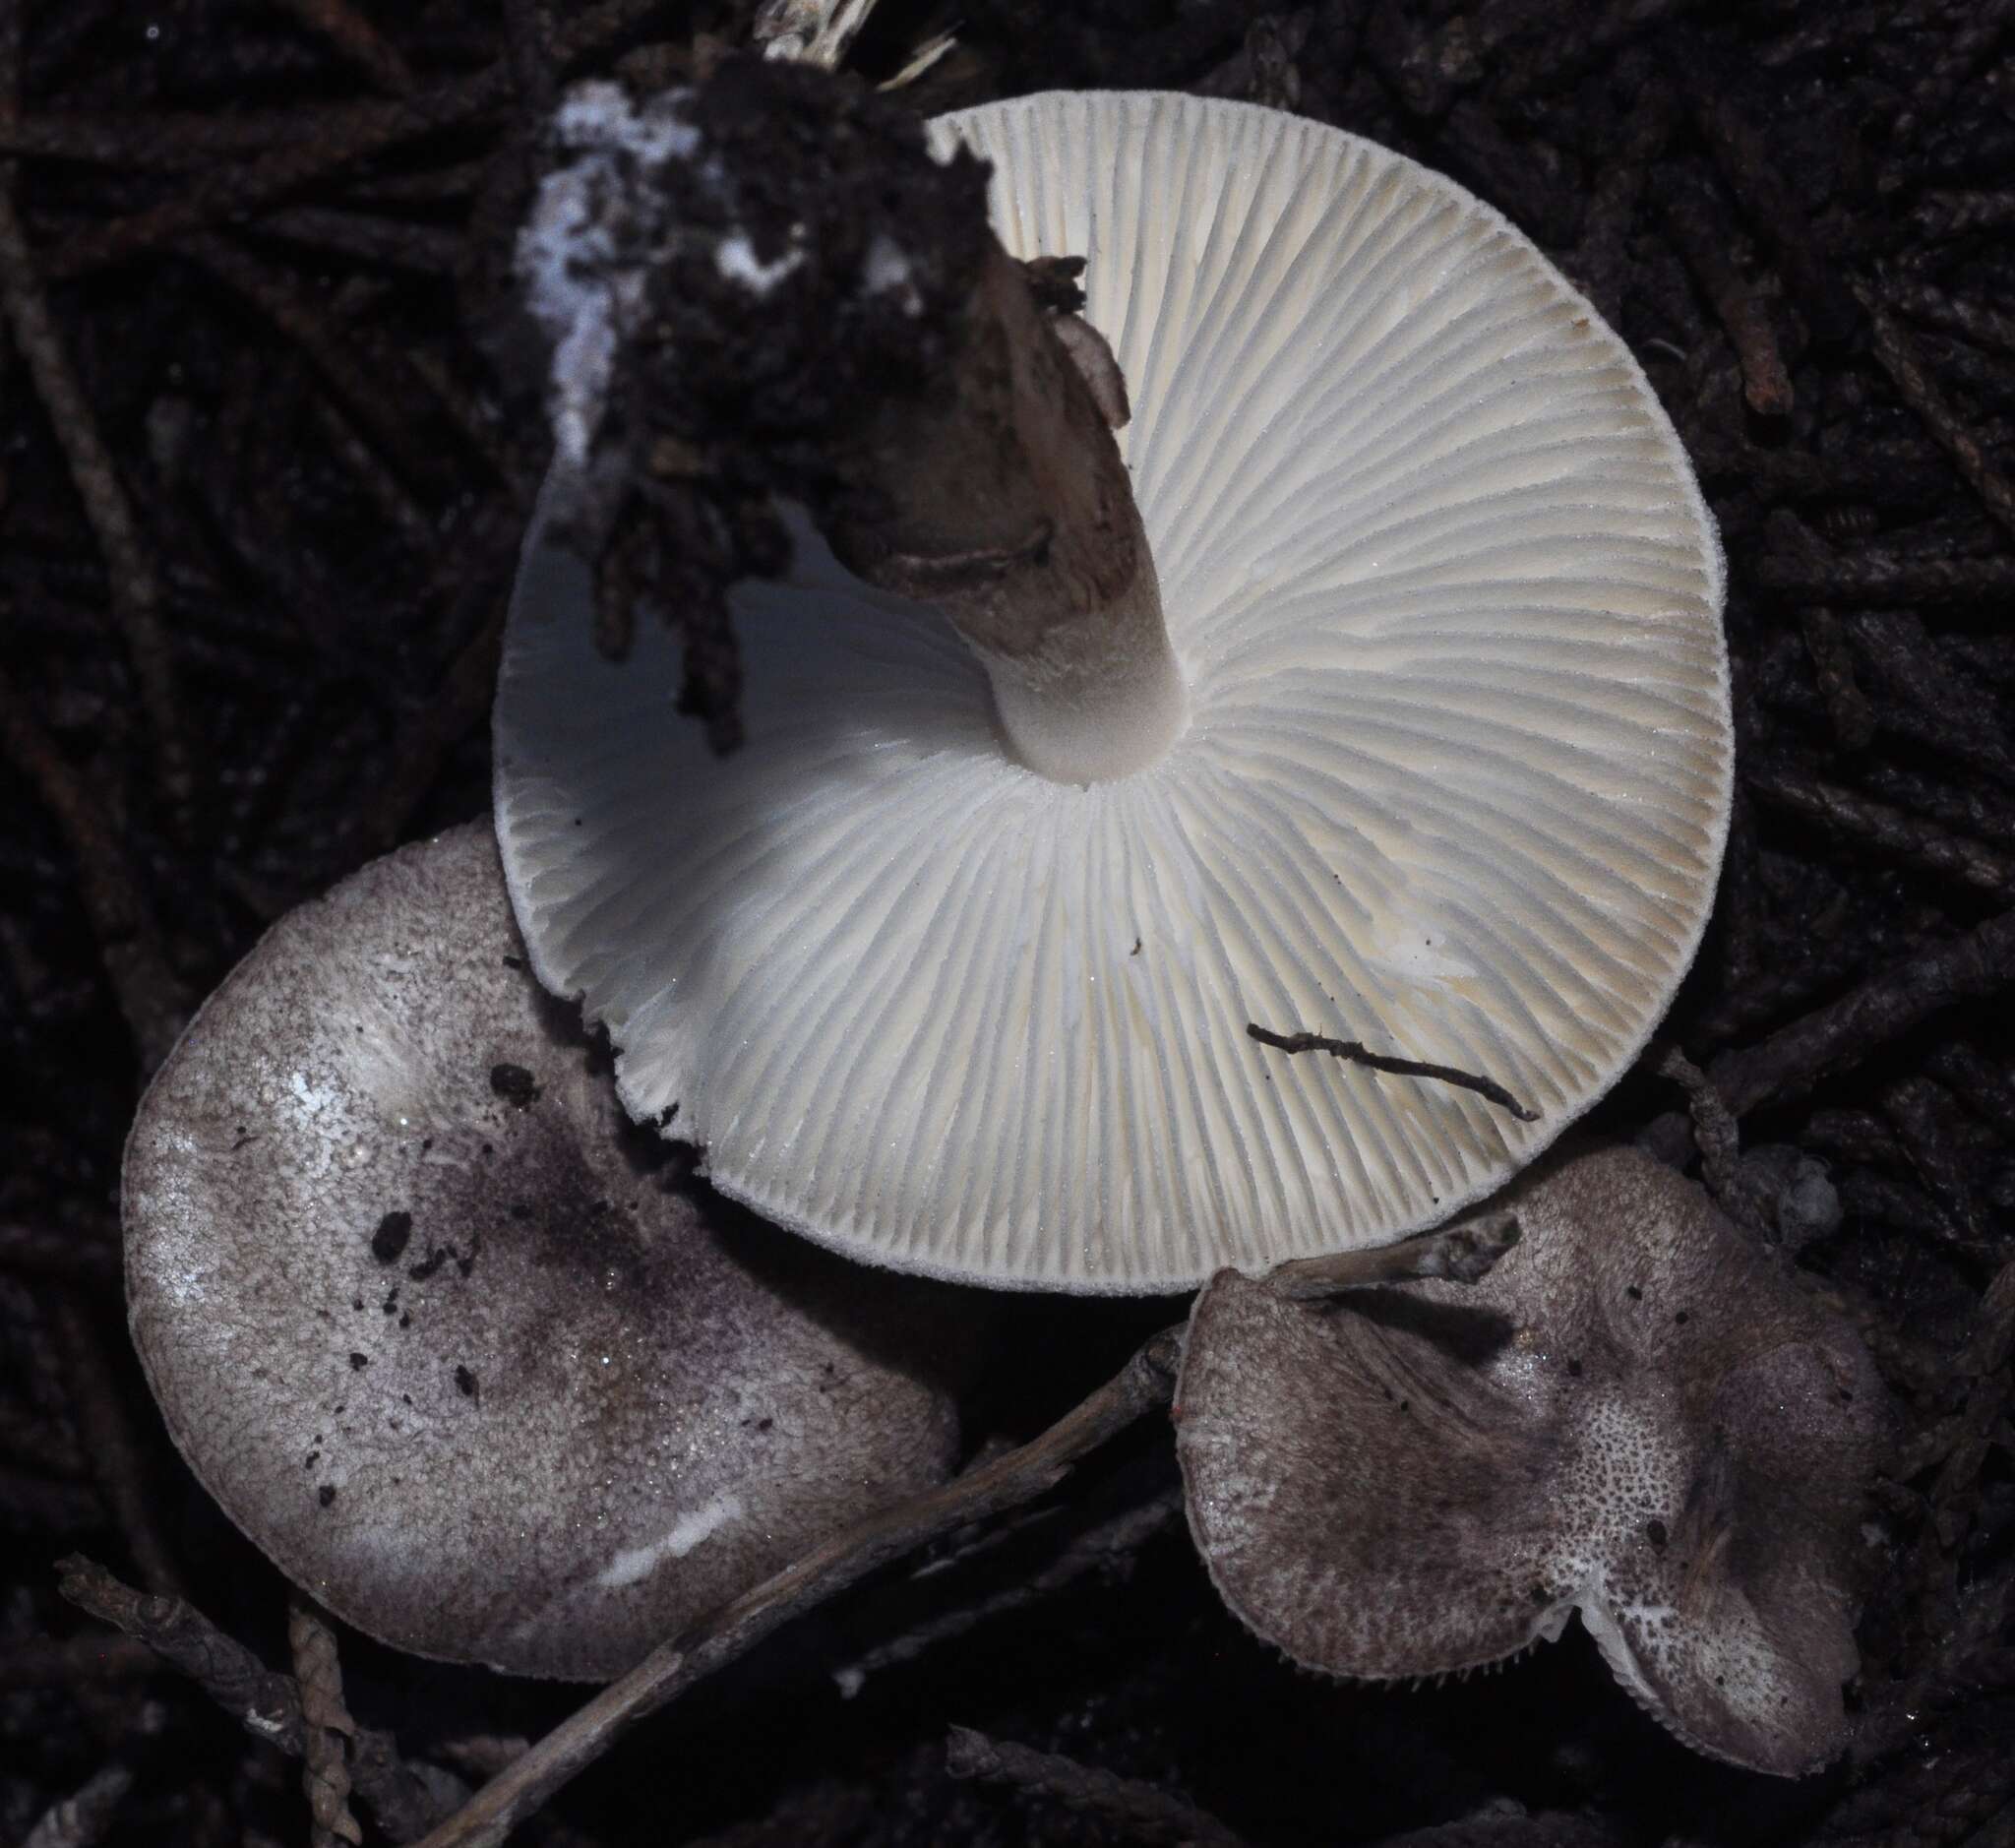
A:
[3,2,2013,1845]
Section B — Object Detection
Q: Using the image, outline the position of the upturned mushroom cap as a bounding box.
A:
[123,824,963,1680]
[1175,1145,1889,1776]
[497,90,1731,1291]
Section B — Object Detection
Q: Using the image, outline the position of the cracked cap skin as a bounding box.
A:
[123,822,966,1680]
[1176,1143,1890,1775]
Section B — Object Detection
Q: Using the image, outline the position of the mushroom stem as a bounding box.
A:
[828,241,1186,783]
[519,63,1188,785]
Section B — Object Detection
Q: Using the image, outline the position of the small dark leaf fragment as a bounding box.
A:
[490,1062,539,1108]
[370,1210,412,1264]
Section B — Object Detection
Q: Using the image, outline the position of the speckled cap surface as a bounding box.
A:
[1177,1145,1888,1775]
[123,823,964,1679]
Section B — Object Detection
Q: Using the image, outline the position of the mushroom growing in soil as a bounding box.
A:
[1175,1145,1890,1776]
[500,82,1731,1290]
[122,823,966,1680]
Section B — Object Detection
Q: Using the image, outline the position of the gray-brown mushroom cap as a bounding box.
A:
[1175,1145,1889,1776]
[123,823,965,1680]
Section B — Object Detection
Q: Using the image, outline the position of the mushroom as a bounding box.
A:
[122,823,966,1680]
[1175,1145,1890,1776]
[498,87,1731,1290]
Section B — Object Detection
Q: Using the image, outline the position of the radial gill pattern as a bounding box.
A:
[494,91,1731,1293]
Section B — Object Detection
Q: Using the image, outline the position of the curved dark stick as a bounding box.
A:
[410,1329,1184,1848]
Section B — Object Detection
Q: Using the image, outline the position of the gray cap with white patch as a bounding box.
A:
[123,823,964,1680]
[1177,1144,1889,1775]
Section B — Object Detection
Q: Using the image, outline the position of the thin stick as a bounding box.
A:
[0,669,187,1070]
[50,1293,187,1600]
[831,1489,1184,1696]
[56,1557,443,1841]
[23,1764,133,1848]
[0,191,190,804]
[1661,174,1793,415]
[59,1555,304,1754]
[289,1596,363,1848]
[1650,1042,1740,1197]
[1858,280,2015,544]
[1246,1023,1540,1122]
[1710,906,2015,1117]
[186,233,450,492]
[44,0,669,280]
[1267,1208,1521,1301]
[410,1330,1184,1848]
[271,0,416,94]
[1747,768,2015,903]
[1760,549,2015,606]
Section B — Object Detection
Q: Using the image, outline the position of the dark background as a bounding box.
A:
[2,0,2012,1842]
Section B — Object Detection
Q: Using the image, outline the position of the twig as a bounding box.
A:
[50,1292,187,1599]
[289,1596,363,1848]
[1746,766,2015,902]
[1266,1209,1521,1300]
[254,206,465,275]
[1930,1258,2015,1521]
[1926,1041,2015,1143]
[271,0,416,94]
[186,233,452,492]
[1709,907,2015,1117]
[0,190,190,804]
[59,1555,304,1755]
[1883,1076,1990,1256]
[1843,609,2015,790]
[1660,171,1793,414]
[44,0,670,279]
[306,396,433,545]
[832,1490,1184,1697]
[0,669,187,1070]
[23,1764,133,1848]
[1887,277,2015,361]
[0,108,327,165]
[1245,1023,1540,1121]
[1887,0,2015,153]
[336,555,512,863]
[1912,189,2015,241]
[946,1726,1247,1847]
[1435,101,1581,246]
[410,1330,1184,1848]
[1672,40,1853,343]
[44,84,506,278]
[1565,66,1672,330]
[402,348,529,502]
[1798,609,1877,751]
[1858,280,2015,544]
[55,1557,442,1840]
[1647,1041,1750,1206]
[502,0,557,115]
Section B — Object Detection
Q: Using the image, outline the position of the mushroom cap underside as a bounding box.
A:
[1175,1145,1889,1776]
[122,824,963,1680]
[495,90,1733,1291]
